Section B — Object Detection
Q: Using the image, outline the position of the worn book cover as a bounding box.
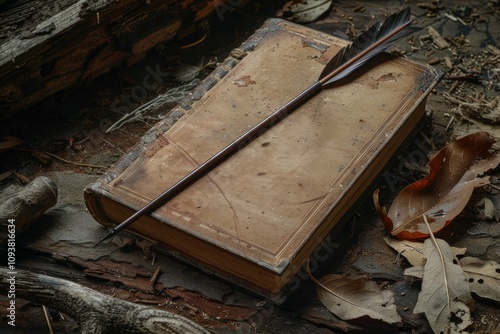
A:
[85,18,441,301]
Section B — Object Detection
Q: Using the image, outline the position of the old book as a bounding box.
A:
[85,18,441,301]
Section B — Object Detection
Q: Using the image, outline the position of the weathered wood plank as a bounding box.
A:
[0,0,226,119]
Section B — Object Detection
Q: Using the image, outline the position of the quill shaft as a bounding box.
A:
[95,8,418,245]
[95,81,323,245]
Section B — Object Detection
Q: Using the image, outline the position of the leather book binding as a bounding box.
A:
[85,18,441,302]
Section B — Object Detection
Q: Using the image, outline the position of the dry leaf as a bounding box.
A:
[413,238,474,334]
[459,257,500,302]
[0,136,23,153]
[277,0,332,23]
[374,131,500,239]
[384,237,466,267]
[308,265,401,325]
[315,275,401,324]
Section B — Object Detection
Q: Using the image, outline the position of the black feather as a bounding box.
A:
[319,7,420,85]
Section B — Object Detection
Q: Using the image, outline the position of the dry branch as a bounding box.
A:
[0,267,210,334]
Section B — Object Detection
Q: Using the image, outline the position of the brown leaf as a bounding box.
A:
[413,238,474,334]
[374,132,500,239]
[306,260,401,325]
[314,275,401,324]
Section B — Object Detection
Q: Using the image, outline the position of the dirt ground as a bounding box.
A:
[1,0,499,333]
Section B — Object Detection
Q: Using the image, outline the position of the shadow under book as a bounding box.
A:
[85,18,441,302]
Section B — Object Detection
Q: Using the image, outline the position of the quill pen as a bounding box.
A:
[95,7,420,246]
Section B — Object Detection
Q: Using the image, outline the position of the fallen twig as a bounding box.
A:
[42,305,54,334]
[17,148,109,169]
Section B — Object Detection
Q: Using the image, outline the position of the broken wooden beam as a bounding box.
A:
[0,0,233,120]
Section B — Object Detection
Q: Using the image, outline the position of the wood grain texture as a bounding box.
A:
[0,0,220,119]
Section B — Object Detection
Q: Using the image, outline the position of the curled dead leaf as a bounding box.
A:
[306,260,401,325]
[374,132,500,239]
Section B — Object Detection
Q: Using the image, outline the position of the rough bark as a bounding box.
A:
[0,267,210,334]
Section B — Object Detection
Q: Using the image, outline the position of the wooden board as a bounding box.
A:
[0,0,228,119]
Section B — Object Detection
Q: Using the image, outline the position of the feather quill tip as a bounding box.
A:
[319,7,419,85]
